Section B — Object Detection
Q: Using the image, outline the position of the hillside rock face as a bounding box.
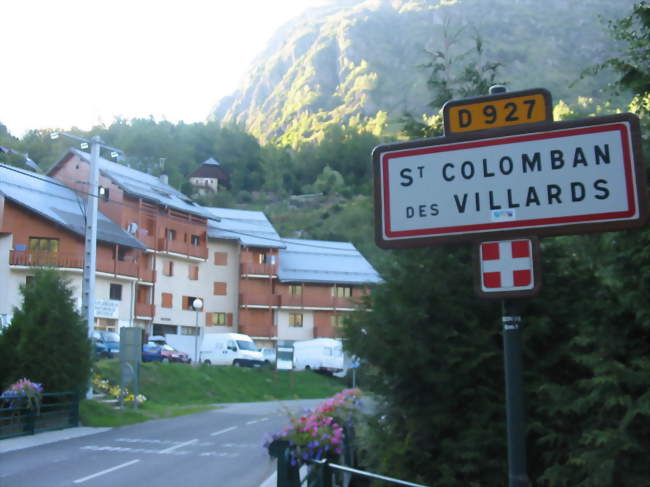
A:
[212,0,636,144]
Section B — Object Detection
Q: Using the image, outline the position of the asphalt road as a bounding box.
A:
[0,399,323,487]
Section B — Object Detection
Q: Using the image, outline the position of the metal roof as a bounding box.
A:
[0,163,146,249]
[67,149,211,219]
[204,207,285,249]
[278,238,382,285]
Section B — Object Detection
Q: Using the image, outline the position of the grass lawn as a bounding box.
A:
[81,360,347,427]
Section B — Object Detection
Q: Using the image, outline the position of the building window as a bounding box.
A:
[289,313,303,327]
[190,234,200,246]
[25,275,34,286]
[213,282,227,295]
[214,252,228,266]
[183,296,202,310]
[163,260,174,276]
[289,284,302,296]
[109,283,122,301]
[189,265,199,280]
[166,228,176,240]
[153,324,177,336]
[257,252,276,264]
[29,237,59,253]
[181,326,199,336]
[161,292,173,308]
[207,312,232,327]
[332,286,352,297]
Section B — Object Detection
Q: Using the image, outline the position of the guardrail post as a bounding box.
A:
[70,391,80,427]
[268,440,301,487]
[25,406,35,435]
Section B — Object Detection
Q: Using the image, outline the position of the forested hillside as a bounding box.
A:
[212,0,637,144]
[0,0,640,269]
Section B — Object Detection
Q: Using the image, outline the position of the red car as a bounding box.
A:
[161,344,191,364]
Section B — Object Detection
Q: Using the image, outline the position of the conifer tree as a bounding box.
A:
[0,269,91,392]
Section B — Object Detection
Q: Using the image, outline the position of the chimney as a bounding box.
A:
[159,174,168,185]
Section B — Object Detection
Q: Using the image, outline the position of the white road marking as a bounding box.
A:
[210,426,237,436]
[73,459,140,484]
[159,439,198,454]
[246,417,269,425]
[199,451,240,458]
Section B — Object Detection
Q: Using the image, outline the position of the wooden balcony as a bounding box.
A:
[138,234,156,249]
[238,322,274,338]
[240,262,277,276]
[239,293,280,307]
[10,251,82,269]
[97,259,138,277]
[138,268,156,283]
[10,251,146,279]
[277,294,357,309]
[157,238,208,259]
[135,303,155,318]
[280,295,303,307]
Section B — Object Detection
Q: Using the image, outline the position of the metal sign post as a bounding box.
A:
[501,308,528,487]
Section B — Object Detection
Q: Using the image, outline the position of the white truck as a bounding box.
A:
[200,333,264,367]
[292,338,345,374]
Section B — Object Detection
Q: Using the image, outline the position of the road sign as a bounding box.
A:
[373,113,647,248]
[474,238,541,298]
[443,88,552,134]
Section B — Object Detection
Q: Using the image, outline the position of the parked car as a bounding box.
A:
[200,333,264,367]
[160,344,191,364]
[260,347,276,366]
[92,330,120,358]
[142,343,163,362]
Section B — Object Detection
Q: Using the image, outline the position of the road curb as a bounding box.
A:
[0,426,111,453]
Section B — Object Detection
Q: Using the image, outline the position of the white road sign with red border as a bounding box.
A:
[373,114,647,248]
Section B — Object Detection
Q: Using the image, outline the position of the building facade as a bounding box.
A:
[0,151,381,359]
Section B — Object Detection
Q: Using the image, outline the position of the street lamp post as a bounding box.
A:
[192,298,203,365]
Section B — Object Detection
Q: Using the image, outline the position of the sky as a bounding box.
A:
[1,0,332,138]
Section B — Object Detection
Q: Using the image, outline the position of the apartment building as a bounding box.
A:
[48,149,211,339]
[1,149,381,357]
[204,208,382,349]
[0,163,146,330]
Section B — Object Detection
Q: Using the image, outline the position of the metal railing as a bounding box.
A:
[270,425,430,487]
[0,391,80,440]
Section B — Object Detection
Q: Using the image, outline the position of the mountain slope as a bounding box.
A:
[212,0,636,145]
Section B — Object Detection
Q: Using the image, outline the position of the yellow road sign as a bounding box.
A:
[443,88,552,134]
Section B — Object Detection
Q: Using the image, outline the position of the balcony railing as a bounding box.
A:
[239,293,280,307]
[138,268,156,283]
[138,234,156,249]
[238,322,274,338]
[240,262,277,276]
[10,251,151,280]
[134,303,155,318]
[157,238,208,259]
[10,251,82,269]
[277,294,357,309]
[97,259,138,278]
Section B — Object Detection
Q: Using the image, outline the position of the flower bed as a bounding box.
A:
[265,389,361,466]
[92,374,146,405]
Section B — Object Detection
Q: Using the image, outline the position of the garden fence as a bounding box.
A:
[0,391,80,439]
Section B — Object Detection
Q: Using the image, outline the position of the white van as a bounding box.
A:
[293,338,345,373]
[200,333,264,367]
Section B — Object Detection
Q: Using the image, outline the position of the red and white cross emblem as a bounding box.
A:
[480,239,534,292]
